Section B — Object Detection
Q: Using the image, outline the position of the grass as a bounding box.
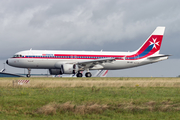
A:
[0,77,180,119]
[1,77,180,88]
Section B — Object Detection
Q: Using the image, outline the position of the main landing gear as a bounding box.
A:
[85,72,92,77]
[76,72,92,77]
[76,69,92,78]
[26,68,31,77]
[85,68,92,77]
[76,72,83,77]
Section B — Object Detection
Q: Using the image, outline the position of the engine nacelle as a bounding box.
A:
[49,64,78,75]
[62,64,78,74]
[49,69,63,75]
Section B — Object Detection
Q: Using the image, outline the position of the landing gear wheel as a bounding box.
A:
[26,74,31,77]
[85,72,92,77]
[76,73,83,77]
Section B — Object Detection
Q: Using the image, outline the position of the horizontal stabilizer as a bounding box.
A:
[147,54,171,60]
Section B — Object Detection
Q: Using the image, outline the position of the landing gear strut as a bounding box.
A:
[26,68,31,77]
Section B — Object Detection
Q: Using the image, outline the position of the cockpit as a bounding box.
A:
[12,54,22,58]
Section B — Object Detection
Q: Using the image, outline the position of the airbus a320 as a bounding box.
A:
[6,27,169,77]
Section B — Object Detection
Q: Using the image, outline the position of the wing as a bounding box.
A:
[68,58,116,70]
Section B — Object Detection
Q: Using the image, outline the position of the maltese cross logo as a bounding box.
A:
[149,38,159,49]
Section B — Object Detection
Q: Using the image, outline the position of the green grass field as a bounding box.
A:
[1,77,180,119]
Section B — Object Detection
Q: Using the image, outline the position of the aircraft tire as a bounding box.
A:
[85,72,92,77]
[76,73,83,77]
[26,74,31,77]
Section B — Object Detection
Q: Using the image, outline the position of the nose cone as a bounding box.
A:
[6,60,8,64]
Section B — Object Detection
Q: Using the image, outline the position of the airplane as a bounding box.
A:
[94,70,108,77]
[6,26,170,77]
[0,68,5,73]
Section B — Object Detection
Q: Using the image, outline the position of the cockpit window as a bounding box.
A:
[12,54,22,58]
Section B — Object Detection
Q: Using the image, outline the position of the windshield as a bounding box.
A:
[12,54,22,58]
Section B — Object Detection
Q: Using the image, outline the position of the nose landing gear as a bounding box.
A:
[26,68,31,77]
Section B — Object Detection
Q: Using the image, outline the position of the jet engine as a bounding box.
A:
[49,69,63,75]
[49,64,78,75]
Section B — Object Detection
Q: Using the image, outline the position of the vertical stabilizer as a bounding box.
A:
[134,27,165,58]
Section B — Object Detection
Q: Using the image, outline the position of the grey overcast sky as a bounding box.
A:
[0,0,180,77]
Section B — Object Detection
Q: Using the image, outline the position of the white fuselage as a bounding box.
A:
[7,50,168,70]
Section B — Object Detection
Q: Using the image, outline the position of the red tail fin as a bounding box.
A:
[136,27,165,55]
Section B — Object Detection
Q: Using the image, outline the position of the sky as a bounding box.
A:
[0,0,180,77]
